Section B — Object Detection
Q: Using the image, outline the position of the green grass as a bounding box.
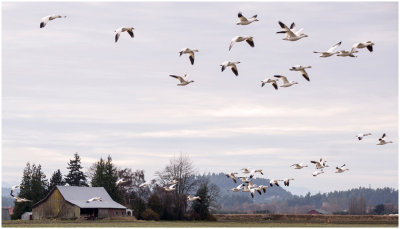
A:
[2,220,398,227]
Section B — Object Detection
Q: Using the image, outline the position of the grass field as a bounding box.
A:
[2,220,398,227]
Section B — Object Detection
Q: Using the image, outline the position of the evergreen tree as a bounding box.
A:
[91,155,121,202]
[49,169,65,191]
[12,163,48,219]
[147,193,163,216]
[191,182,211,220]
[65,153,88,186]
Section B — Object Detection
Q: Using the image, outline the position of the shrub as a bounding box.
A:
[141,208,160,221]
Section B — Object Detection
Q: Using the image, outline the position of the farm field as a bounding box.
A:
[2,220,398,227]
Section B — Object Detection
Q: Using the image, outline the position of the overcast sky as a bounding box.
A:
[2,1,398,195]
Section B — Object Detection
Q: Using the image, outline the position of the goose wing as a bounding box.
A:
[115,32,121,43]
[245,38,254,47]
[169,75,185,83]
[300,69,310,81]
[327,41,342,53]
[238,12,248,23]
[189,52,195,65]
[127,29,134,38]
[231,64,238,76]
[274,75,289,84]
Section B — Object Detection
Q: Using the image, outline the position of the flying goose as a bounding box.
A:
[310,158,329,169]
[115,178,127,186]
[274,75,298,87]
[231,183,245,192]
[238,176,251,184]
[337,49,358,57]
[250,186,262,198]
[277,21,308,41]
[377,133,393,145]
[356,133,372,141]
[335,164,349,173]
[289,65,312,81]
[10,185,22,197]
[261,78,279,90]
[220,61,240,76]
[40,15,66,28]
[269,179,282,187]
[226,172,238,183]
[249,169,263,179]
[290,163,308,169]
[169,74,194,86]
[229,36,254,51]
[283,178,294,186]
[163,183,177,192]
[237,12,259,25]
[187,195,202,202]
[241,168,251,174]
[13,196,31,202]
[179,48,199,65]
[114,27,134,43]
[258,185,268,193]
[168,179,178,185]
[313,41,342,57]
[352,41,375,52]
[86,197,102,203]
[139,181,150,188]
[312,169,324,177]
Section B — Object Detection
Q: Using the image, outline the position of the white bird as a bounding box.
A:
[241,168,251,174]
[86,197,102,203]
[187,195,202,202]
[258,185,268,193]
[283,178,294,187]
[169,74,194,86]
[335,164,349,173]
[236,12,259,25]
[337,49,358,57]
[220,61,240,76]
[115,178,127,186]
[356,133,372,141]
[290,163,308,169]
[277,21,308,41]
[163,183,177,192]
[238,176,251,184]
[289,65,312,81]
[377,133,393,145]
[139,181,151,188]
[179,48,199,65]
[13,196,31,202]
[225,172,238,183]
[114,27,134,43]
[168,179,178,185]
[311,158,329,169]
[261,78,279,90]
[242,185,250,192]
[231,184,245,192]
[229,36,254,51]
[249,169,263,179]
[274,75,298,87]
[40,15,66,28]
[313,41,342,57]
[269,179,282,187]
[352,41,375,52]
[312,169,324,177]
[249,186,262,198]
[10,185,22,197]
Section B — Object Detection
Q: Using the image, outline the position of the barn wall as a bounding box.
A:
[32,189,80,219]
[97,209,126,218]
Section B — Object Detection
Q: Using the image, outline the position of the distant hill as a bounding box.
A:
[2,188,14,207]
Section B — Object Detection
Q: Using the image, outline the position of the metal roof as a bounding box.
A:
[56,186,126,209]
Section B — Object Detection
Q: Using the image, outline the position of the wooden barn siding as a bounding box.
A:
[98,209,126,219]
[32,189,80,219]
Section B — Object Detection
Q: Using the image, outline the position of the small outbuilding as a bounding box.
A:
[21,212,32,220]
[2,208,11,221]
[32,186,127,220]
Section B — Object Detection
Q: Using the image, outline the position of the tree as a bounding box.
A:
[12,163,48,219]
[373,204,385,215]
[65,153,88,186]
[190,178,221,220]
[49,169,65,191]
[91,155,121,202]
[147,193,163,216]
[155,153,197,220]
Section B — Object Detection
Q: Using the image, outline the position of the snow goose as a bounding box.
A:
[274,75,298,87]
[313,41,342,57]
[258,185,268,193]
[163,183,177,192]
[269,179,282,187]
[13,196,31,202]
[226,172,238,183]
[335,164,349,173]
[250,187,262,198]
[283,178,294,186]
[356,133,372,141]
[289,65,312,81]
[277,21,308,41]
[179,48,199,65]
[40,15,66,28]
[10,185,22,197]
[241,168,251,174]
[86,197,102,203]
[261,78,279,90]
[115,178,127,186]
[168,179,178,185]
[377,133,393,145]
[114,27,134,43]
[220,61,240,76]
[311,158,329,169]
[312,169,324,177]
[231,183,245,192]
[236,12,259,25]
[337,48,358,57]
[290,163,308,169]
[249,169,263,179]
[169,74,194,86]
[187,195,202,202]
[238,176,251,184]
[229,36,254,51]
[352,41,374,52]
[139,181,151,188]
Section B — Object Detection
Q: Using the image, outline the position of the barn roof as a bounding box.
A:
[33,186,126,209]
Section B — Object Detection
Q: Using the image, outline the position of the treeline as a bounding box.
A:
[11,153,220,221]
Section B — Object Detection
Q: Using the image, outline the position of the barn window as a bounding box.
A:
[116,211,118,215]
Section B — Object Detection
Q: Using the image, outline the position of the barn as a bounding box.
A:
[32,185,127,220]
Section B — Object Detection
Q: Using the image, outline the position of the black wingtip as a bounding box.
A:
[367,45,373,52]
[40,22,45,28]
